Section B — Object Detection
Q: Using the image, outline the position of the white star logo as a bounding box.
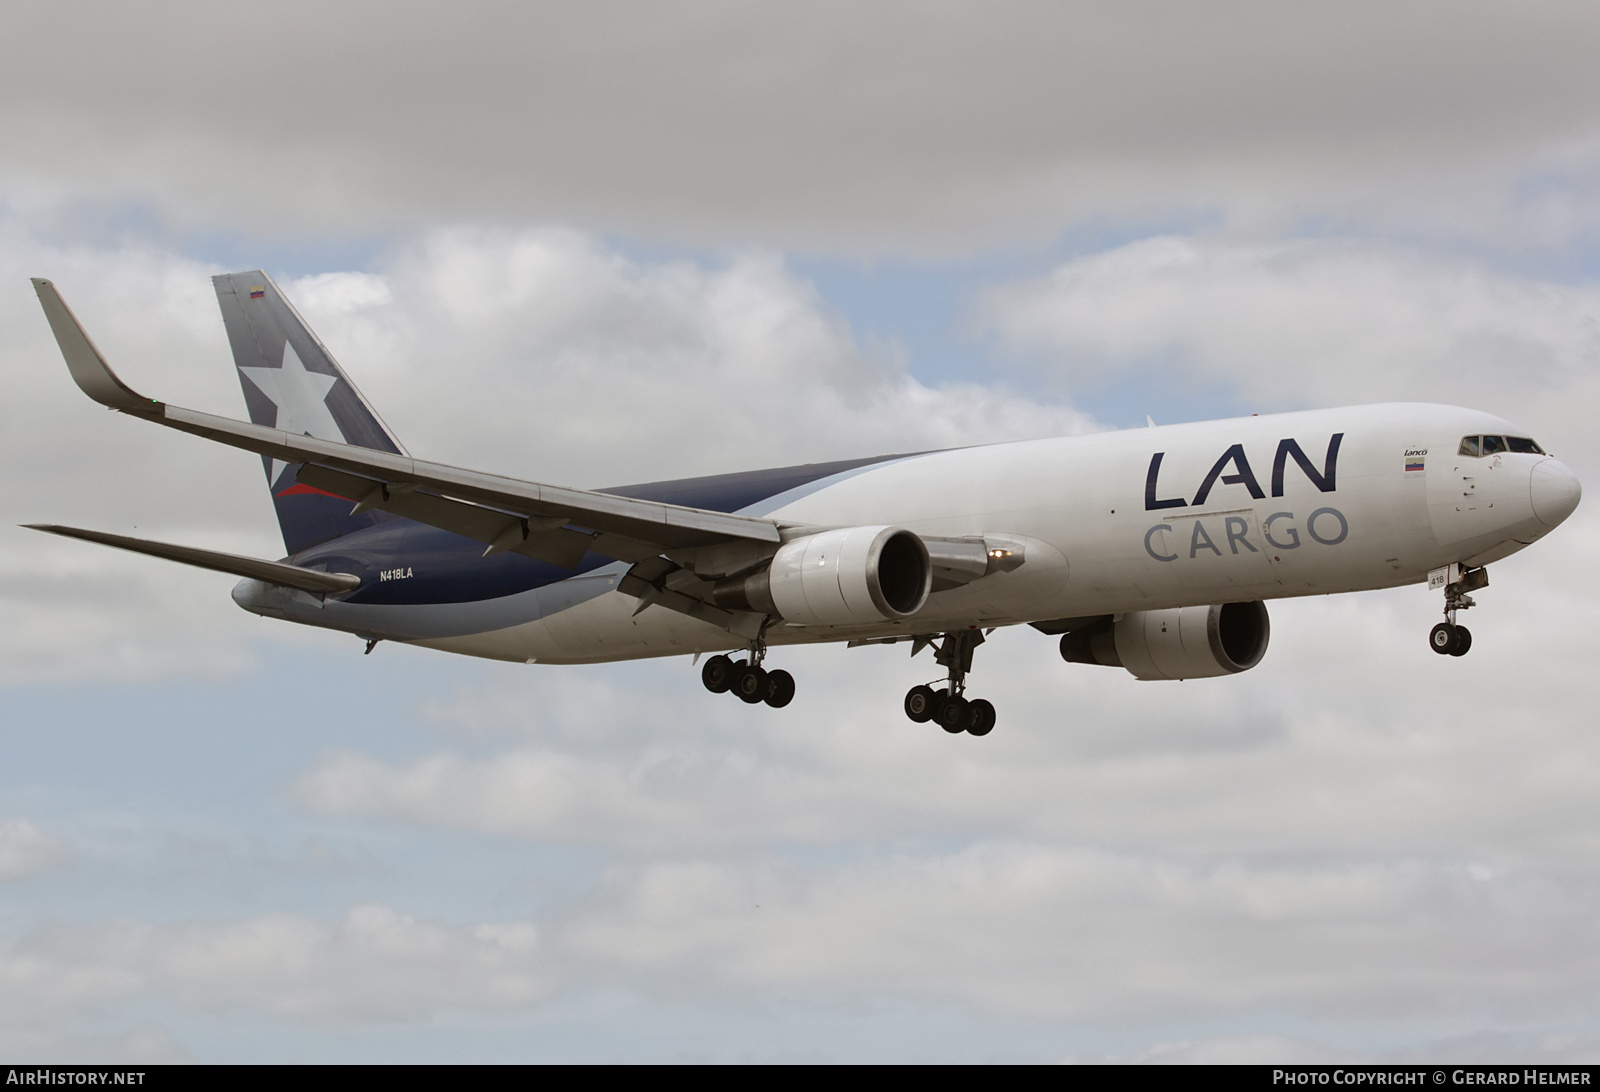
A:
[239,341,343,487]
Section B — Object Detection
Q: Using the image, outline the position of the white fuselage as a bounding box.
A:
[251,403,1578,665]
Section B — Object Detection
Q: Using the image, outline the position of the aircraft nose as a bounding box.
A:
[1530,458,1582,527]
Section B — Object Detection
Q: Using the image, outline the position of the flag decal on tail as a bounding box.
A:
[249,286,265,299]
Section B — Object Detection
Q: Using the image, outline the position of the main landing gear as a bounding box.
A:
[902,629,997,737]
[1429,564,1488,657]
[700,639,795,709]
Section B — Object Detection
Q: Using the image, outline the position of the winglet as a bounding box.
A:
[31,278,163,415]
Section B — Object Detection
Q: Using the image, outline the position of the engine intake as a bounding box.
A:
[713,525,931,626]
[1059,601,1270,680]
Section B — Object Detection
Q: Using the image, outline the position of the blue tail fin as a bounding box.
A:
[213,271,406,555]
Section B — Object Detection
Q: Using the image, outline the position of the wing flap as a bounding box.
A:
[616,557,766,640]
[25,524,361,594]
[295,463,597,569]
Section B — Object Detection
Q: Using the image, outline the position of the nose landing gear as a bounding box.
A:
[1429,621,1472,656]
[902,629,998,736]
[1428,563,1487,657]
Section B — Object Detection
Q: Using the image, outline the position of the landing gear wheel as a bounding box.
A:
[1449,625,1472,657]
[966,699,996,737]
[1429,623,1456,655]
[734,663,768,704]
[764,669,795,708]
[937,694,969,734]
[904,685,937,723]
[701,654,735,693]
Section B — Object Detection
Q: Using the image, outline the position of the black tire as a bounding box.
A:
[904,685,937,723]
[967,698,996,737]
[1429,622,1456,655]
[701,654,734,693]
[937,695,969,734]
[734,663,768,704]
[765,669,796,708]
[1449,625,1472,657]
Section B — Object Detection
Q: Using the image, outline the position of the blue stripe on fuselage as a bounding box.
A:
[292,452,918,606]
[600,453,906,512]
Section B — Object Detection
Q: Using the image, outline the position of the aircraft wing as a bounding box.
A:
[33,278,785,568]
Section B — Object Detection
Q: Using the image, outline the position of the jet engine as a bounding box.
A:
[712,525,931,626]
[1058,601,1270,680]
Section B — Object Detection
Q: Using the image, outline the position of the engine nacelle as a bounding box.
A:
[713,526,931,626]
[1059,601,1270,680]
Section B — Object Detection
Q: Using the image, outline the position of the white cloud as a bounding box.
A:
[4,836,1594,1049]
[295,228,1094,487]
[556,843,1600,1022]
[981,234,1600,473]
[0,1024,190,1066]
[0,906,551,1027]
[0,224,293,682]
[0,819,70,881]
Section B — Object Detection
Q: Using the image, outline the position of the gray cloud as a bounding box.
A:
[5,2,1600,248]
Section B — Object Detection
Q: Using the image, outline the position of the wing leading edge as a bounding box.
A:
[30,278,786,569]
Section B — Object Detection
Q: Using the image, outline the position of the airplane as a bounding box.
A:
[27,273,1583,737]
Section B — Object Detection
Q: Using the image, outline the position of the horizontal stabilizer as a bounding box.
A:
[25,524,361,594]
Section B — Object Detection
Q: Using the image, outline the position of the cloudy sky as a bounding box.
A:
[3,1,1599,1063]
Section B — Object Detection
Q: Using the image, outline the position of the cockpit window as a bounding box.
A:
[1459,434,1544,457]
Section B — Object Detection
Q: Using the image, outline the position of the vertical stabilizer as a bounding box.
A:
[213,271,407,555]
